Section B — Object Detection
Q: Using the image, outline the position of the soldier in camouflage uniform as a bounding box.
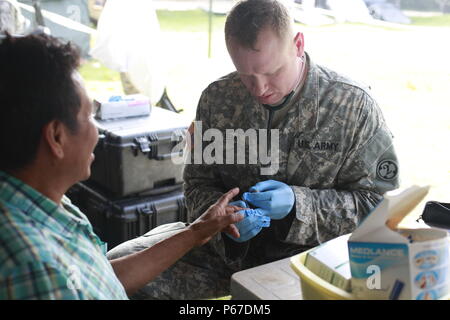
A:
[107,0,399,299]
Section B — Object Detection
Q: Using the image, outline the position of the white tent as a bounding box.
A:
[326,0,373,23]
[90,0,166,106]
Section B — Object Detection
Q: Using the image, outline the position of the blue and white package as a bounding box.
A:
[348,186,450,300]
[94,94,151,120]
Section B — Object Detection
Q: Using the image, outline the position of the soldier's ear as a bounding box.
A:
[293,32,304,58]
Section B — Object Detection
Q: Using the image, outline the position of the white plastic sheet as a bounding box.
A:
[90,0,167,104]
[326,0,373,23]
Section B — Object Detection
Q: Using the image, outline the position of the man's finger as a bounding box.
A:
[226,206,247,212]
[216,187,240,207]
[223,224,240,239]
[222,212,244,226]
[228,200,249,209]
[220,212,244,237]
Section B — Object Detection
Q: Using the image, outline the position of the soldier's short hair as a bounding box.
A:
[225,0,292,50]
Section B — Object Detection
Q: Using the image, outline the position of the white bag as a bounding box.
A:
[90,0,167,105]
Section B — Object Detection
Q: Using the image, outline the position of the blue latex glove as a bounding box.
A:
[242,180,295,220]
[226,209,270,243]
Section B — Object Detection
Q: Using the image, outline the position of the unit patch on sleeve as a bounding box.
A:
[376,159,399,181]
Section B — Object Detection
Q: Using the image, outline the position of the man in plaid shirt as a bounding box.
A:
[0,33,243,299]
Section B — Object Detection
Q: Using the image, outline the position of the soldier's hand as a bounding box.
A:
[225,208,270,243]
[243,180,295,220]
[188,188,244,246]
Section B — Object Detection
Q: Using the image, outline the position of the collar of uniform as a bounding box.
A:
[0,171,87,237]
[294,52,319,132]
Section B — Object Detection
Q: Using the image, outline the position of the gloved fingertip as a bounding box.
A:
[234,200,249,208]
[235,211,245,220]
[260,216,270,227]
[239,209,250,217]
[243,208,260,217]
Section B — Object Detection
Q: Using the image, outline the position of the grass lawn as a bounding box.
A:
[157,9,227,32]
[80,60,120,82]
[409,13,450,26]
[81,9,450,226]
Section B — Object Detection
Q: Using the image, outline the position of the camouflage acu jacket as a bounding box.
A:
[183,54,399,269]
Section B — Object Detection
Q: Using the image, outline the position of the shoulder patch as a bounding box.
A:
[376,159,399,181]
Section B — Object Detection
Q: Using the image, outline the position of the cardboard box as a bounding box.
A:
[305,234,352,292]
[348,186,450,300]
[94,94,151,120]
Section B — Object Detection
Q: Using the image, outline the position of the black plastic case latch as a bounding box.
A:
[134,136,151,154]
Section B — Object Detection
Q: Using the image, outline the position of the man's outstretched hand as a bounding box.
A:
[188,188,245,246]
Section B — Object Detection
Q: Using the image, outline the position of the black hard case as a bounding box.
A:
[67,182,187,249]
[89,107,189,197]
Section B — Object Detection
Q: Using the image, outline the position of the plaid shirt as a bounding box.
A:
[0,171,128,300]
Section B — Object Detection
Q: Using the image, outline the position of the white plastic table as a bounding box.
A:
[230,257,303,300]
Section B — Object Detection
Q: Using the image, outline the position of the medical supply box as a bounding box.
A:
[94,94,151,120]
[290,249,354,300]
[67,182,187,249]
[304,234,352,291]
[89,107,189,197]
[348,186,450,300]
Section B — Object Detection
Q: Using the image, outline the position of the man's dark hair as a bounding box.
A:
[225,0,292,50]
[0,33,81,171]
